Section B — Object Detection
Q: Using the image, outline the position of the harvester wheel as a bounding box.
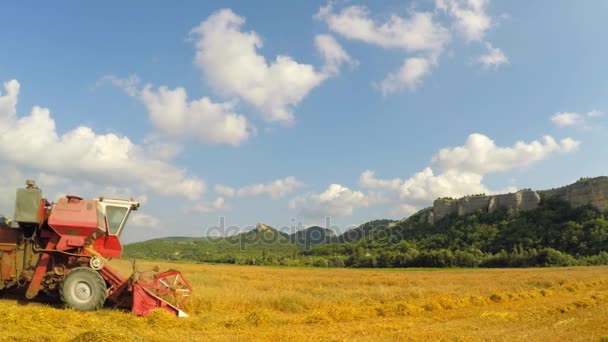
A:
[60,267,107,311]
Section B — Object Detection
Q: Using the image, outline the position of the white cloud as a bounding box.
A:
[390,203,419,217]
[191,197,226,213]
[316,1,506,91]
[289,184,381,217]
[316,4,449,55]
[129,212,161,228]
[380,57,432,94]
[100,186,148,205]
[436,0,491,42]
[0,166,28,215]
[477,43,508,68]
[315,34,358,76]
[437,0,508,71]
[0,80,19,119]
[362,167,487,203]
[37,172,69,187]
[559,137,581,152]
[0,79,205,200]
[551,112,582,127]
[433,133,580,174]
[97,75,252,146]
[399,167,487,201]
[235,176,304,199]
[191,9,330,124]
[316,3,449,93]
[144,141,183,161]
[215,184,236,198]
[214,177,304,207]
[360,133,580,211]
[96,74,141,97]
[140,85,251,146]
[359,170,402,192]
[550,110,604,128]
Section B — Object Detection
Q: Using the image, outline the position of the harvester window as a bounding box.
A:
[97,204,107,231]
[106,206,128,235]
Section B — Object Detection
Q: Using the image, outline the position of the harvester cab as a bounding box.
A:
[0,180,192,317]
[97,198,140,236]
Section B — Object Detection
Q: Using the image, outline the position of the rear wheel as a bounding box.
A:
[60,267,107,311]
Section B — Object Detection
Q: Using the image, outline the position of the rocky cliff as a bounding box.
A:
[426,176,608,224]
[539,177,608,211]
[489,190,541,214]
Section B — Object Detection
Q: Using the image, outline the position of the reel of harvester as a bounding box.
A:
[128,264,193,317]
[154,270,193,307]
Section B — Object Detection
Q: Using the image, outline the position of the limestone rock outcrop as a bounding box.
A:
[433,198,458,222]
[488,190,541,214]
[426,176,607,224]
[458,196,491,216]
[539,176,608,212]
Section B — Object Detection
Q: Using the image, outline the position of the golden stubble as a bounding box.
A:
[0,261,607,341]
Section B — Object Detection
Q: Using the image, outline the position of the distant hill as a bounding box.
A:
[225,223,291,245]
[124,223,300,265]
[337,219,396,243]
[290,226,337,246]
[152,236,208,243]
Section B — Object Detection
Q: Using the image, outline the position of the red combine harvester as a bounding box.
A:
[0,180,192,317]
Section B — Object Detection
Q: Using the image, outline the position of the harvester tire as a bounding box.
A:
[60,267,107,311]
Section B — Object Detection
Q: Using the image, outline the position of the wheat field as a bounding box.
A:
[0,261,607,341]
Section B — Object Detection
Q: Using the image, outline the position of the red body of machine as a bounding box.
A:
[0,180,192,317]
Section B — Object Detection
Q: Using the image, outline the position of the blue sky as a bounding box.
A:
[0,1,606,242]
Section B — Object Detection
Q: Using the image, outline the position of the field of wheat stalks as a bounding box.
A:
[0,261,607,341]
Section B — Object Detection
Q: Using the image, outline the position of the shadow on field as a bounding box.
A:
[0,288,133,314]
[0,289,63,309]
[1,288,64,309]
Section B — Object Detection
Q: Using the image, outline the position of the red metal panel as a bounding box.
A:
[0,227,20,244]
[48,197,98,238]
[37,198,49,223]
[92,235,122,259]
[56,236,86,250]
[103,235,122,258]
